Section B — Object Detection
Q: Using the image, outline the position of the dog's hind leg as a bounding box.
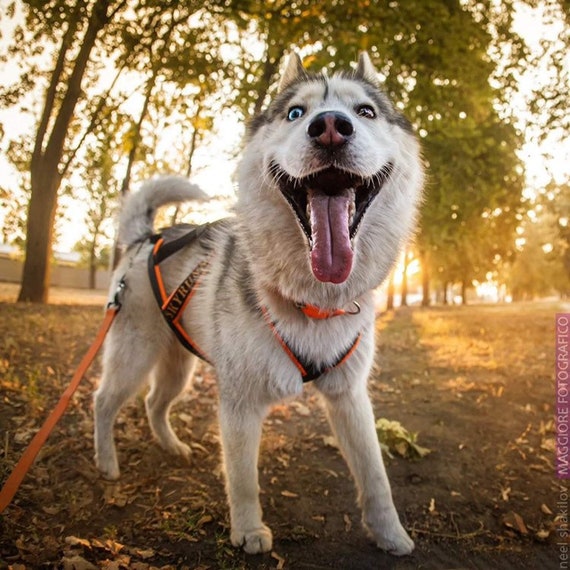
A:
[94,330,159,480]
[218,399,273,554]
[319,384,414,556]
[145,343,196,460]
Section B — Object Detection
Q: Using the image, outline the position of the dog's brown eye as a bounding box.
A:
[356,105,376,119]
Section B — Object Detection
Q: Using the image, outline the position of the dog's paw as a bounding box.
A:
[373,523,414,556]
[155,435,192,461]
[231,525,273,554]
[95,456,120,481]
[168,440,192,461]
[364,512,414,556]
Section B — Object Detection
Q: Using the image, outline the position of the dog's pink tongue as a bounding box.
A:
[309,192,353,284]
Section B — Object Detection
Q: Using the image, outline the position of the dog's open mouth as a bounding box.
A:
[270,161,394,284]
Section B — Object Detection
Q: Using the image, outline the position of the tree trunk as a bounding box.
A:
[88,227,100,290]
[461,280,468,305]
[253,47,284,115]
[112,20,177,267]
[89,258,97,290]
[171,100,204,225]
[111,74,156,269]
[18,171,61,302]
[386,269,395,310]
[420,250,430,307]
[18,0,112,303]
[443,281,449,305]
[120,77,155,198]
[401,248,409,307]
[185,101,203,178]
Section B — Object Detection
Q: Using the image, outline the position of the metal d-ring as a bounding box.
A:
[347,301,361,315]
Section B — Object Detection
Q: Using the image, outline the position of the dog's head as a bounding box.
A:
[238,53,423,299]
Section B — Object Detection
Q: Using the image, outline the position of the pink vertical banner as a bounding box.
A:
[557,313,570,479]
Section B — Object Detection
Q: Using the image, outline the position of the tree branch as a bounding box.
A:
[31,0,83,166]
[42,0,113,179]
[59,59,128,177]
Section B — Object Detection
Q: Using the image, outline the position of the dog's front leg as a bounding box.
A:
[320,384,414,556]
[218,400,272,554]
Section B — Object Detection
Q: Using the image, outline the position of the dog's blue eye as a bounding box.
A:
[356,105,376,119]
[287,106,305,121]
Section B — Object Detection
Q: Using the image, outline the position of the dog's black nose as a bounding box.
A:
[307,111,354,147]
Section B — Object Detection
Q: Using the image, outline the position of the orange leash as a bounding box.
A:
[0,304,120,513]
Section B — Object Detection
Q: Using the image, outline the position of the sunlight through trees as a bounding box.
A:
[0,0,568,303]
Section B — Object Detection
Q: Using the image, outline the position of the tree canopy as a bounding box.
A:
[0,0,568,302]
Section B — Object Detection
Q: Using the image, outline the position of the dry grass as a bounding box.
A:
[0,282,107,306]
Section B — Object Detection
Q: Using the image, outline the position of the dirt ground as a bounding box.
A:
[0,288,564,569]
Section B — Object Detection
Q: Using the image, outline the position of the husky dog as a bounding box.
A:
[94,52,423,556]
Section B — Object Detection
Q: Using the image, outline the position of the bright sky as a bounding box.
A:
[510,2,570,194]
[0,2,568,252]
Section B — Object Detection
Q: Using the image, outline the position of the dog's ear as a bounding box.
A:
[356,52,379,85]
[278,52,308,92]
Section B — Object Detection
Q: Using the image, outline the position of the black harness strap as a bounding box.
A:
[148,231,211,363]
[151,225,210,263]
[299,333,361,382]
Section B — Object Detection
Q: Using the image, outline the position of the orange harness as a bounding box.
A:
[148,230,361,382]
[261,306,361,382]
[149,233,211,363]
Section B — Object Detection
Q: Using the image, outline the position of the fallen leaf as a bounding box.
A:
[197,514,213,527]
[177,412,193,425]
[322,468,339,478]
[14,428,34,445]
[65,536,91,548]
[281,490,299,498]
[541,504,553,515]
[103,484,130,508]
[133,548,155,560]
[271,551,286,569]
[91,538,124,555]
[276,454,290,468]
[190,442,209,454]
[502,511,528,535]
[323,435,338,449]
[61,555,98,570]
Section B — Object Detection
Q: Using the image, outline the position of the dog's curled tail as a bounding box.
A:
[118,176,207,246]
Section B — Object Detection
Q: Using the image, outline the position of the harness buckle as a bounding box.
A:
[107,277,126,311]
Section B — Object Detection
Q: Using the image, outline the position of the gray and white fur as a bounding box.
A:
[94,52,424,556]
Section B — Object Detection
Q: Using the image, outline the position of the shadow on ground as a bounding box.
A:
[0,300,561,569]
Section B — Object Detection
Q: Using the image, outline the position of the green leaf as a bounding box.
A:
[375,418,431,460]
